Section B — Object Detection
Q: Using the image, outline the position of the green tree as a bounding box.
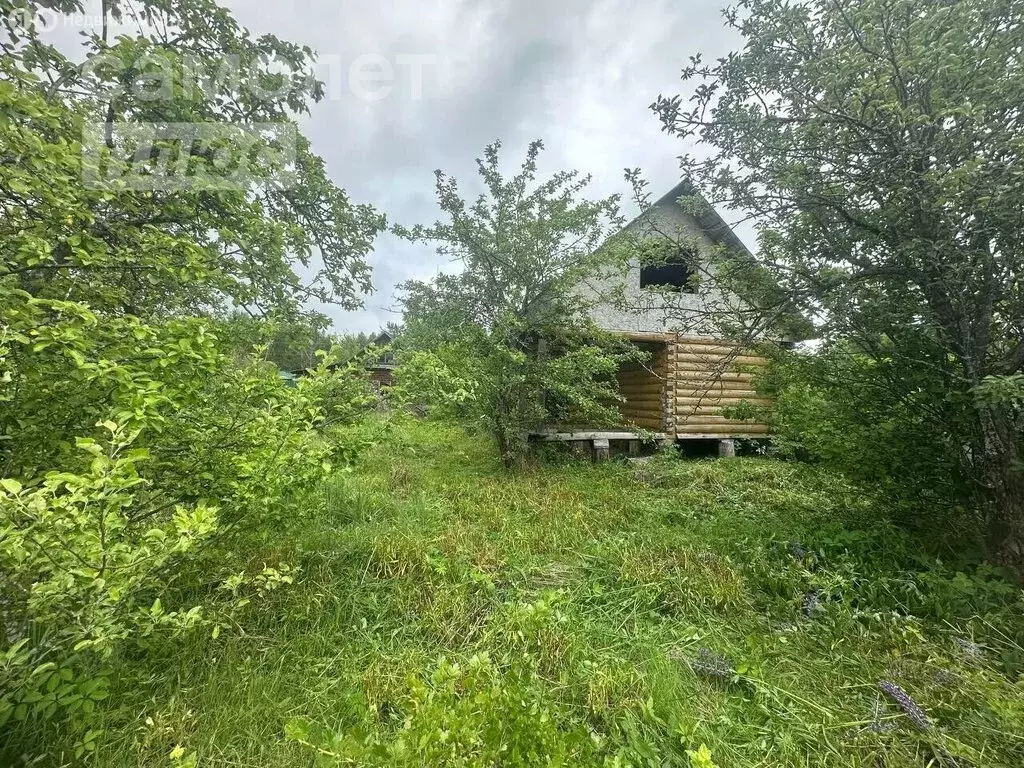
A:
[396,141,637,466]
[1,0,385,472]
[0,0,381,740]
[654,0,1024,569]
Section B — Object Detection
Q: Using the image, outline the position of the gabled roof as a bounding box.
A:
[641,180,754,259]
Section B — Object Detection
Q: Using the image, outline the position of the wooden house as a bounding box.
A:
[535,181,782,457]
[361,331,396,389]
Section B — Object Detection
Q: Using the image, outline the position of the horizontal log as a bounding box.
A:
[671,406,739,417]
[673,353,767,367]
[673,382,759,393]
[619,372,666,382]
[621,401,663,411]
[620,375,665,383]
[620,420,664,431]
[675,417,765,430]
[620,387,665,397]
[620,362,666,371]
[671,428,770,438]
[621,418,664,429]
[533,429,666,440]
[672,334,743,346]
[621,401,664,410]
[674,396,772,406]
[673,385,758,396]
[619,366,667,376]
[674,392,760,401]
[671,364,758,377]
[673,334,780,348]
[620,331,674,342]
[674,343,753,357]
[672,373,757,385]
[618,376,666,387]
[674,422,770,431]
[622,396,664,405]
[619,408,663,417]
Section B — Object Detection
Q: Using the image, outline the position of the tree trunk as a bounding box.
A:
[978,405,1024,579]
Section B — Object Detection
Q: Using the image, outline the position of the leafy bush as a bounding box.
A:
[0,305,370,743]
[0,1,383,749]
[757,346,979,544]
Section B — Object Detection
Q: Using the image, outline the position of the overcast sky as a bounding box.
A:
[52,0,745,333]
[219,0,747,333]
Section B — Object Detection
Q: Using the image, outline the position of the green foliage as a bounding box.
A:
[15,417,1023,767]
[0,0,382,750]
[286,654,595,766]
[654,0,1024,570]
[396,140,637,465]
[0,319,367,736]
[758,347,973,535]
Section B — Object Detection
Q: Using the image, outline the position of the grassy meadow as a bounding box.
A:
[12,417,1024,767]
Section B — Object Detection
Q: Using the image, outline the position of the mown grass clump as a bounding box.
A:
[9,416,1024,767]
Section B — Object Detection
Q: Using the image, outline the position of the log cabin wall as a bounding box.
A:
[666,335,770,437]
[616,343,668,432]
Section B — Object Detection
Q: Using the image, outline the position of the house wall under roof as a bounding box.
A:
[577,193,737,338]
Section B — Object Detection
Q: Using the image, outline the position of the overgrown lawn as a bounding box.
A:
[16,418,1024,767]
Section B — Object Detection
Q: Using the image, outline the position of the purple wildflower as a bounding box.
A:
[878,680,931,730]
[802,589,822,617]
[690,648,734,679]
[866,718,897,733]
[865,698,897,733]
[953,636,984,662]
[787,541,808,561]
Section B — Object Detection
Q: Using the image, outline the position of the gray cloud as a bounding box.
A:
[56,1,747,333]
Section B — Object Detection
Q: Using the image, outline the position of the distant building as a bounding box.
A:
[361,331,396,389]
[289,330,396,389]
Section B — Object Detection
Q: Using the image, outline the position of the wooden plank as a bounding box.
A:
[675,396,771,407]
[672,406,744,417]
[533,430,666,441]
[675,343,753,356]
[674,353,767,367]
[675,415,765,428]
[673,364,757,377]
[674,425,770,435]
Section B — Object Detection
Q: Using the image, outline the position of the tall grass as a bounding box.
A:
[9,416,1024,767]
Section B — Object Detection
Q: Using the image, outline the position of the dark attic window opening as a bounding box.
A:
[639,253,696,293]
